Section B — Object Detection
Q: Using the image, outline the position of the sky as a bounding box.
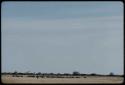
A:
[1,1,123,75]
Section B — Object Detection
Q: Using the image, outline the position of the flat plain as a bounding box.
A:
[1,75,124,84]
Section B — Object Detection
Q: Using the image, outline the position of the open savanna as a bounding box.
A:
[2,75,124,84]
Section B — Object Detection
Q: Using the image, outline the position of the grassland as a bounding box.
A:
[2,75,124,84]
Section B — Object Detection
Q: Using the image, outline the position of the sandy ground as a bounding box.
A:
[1,75,124,84]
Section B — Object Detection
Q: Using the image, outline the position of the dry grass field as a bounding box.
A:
[1,75,124,84]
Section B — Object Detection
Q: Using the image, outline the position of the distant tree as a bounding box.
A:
[25,71,29,75]
[57,73,61,76]
[13,71,18,77]
[80,73,87,76]
[73,71,80,76]
[50,73,54,75]
[109,72,114,76]
[64,73,70,76]
[37,72,42,75]
[90,73,97,76]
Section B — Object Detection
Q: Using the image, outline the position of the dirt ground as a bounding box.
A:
[1,75,124,84]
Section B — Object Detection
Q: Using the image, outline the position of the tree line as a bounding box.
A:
[2,71,123,78]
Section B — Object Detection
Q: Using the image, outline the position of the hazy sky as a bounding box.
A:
[2,1,123,74]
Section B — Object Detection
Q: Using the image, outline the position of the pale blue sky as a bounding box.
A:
[2,1,123,74]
